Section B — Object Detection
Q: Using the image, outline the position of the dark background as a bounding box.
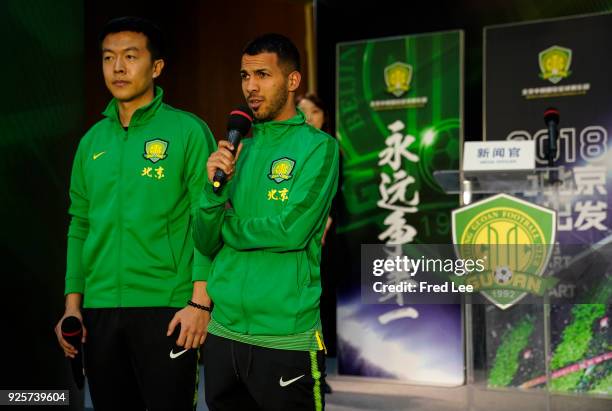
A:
[2,0,611,407]
[315,0,612,144]
[83,0,310,135]
[485,12,612,141]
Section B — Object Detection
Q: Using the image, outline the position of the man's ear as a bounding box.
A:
[287,71,301,92]
[152,59,165,79]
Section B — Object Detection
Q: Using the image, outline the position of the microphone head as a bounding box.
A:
[61,316,82,336]
[227,105,254,135]
[544,107,560,124]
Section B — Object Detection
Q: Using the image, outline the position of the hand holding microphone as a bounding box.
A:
[56,315,85,389]
[207,106,253,194]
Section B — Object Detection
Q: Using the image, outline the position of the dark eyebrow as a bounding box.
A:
[241,68,270,73]
[102,47,140,53]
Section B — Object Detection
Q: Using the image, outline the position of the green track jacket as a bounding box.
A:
[65,87,216,308]
[193,110,339,351]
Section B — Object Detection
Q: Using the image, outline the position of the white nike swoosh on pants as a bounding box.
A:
[169,348,188,359]
[279,374,305,387]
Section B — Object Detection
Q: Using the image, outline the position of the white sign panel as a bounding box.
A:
[463,140,535,172]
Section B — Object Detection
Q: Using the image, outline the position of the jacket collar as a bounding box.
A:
[102,86,164,127]
[252,109,306,144]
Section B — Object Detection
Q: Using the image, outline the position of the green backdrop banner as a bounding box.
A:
[337,31,462,244]
[335,31,465,385]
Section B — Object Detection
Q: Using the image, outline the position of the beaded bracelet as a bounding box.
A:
[187,300,212,312]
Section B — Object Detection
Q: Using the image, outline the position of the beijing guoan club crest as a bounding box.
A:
[384,62,413,97]
[452,194,557,309]
[143,139,169,163]
[268,157,295,183]
[539,45,572,84]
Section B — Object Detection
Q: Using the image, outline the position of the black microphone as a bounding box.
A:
[544,107,560,167]
[212,106,253,194]
[61,316,84,390]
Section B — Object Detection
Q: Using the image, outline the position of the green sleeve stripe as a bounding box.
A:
[284,140,337,230]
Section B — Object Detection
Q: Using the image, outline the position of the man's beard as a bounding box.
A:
[256,82,288,122]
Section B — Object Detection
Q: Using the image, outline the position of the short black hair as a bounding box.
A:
[98,16,165,60]
[243,33,300,73]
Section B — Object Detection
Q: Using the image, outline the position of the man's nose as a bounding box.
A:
[245,77,259,93]
[114,57,126,74]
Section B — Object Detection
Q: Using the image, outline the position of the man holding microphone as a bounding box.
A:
[54,17,215,410]
[194,33,339,410]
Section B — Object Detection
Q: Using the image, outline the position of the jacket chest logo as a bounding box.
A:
[143,139,169,163]
[268,157,296,183]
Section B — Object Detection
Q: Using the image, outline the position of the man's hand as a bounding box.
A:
[166,306,210,349]
[207,140,244,184]
[54,305,87,359]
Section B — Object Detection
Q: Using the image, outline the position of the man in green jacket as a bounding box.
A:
[194,33,339,411]
[54,17,215,410]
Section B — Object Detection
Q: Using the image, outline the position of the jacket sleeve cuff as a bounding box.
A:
[192,260,212,281]
[201,180,232,206]
[64,276,85,295]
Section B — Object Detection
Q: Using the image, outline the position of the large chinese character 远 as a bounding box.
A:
[378,170,419,213]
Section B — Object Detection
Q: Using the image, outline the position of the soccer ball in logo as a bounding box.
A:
[428,130,460,171]
[494,266,513,284]
[418,125,461,192]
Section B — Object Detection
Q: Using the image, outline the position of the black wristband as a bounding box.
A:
[187,300,212,312]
